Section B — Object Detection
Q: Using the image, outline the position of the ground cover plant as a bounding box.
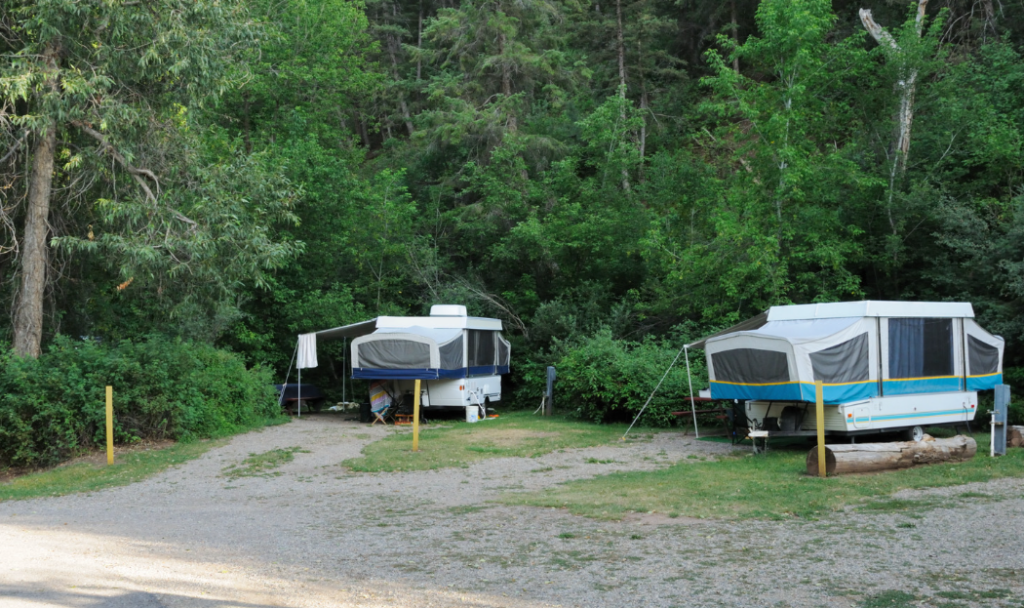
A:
[500,434,1024,520]
[0,336,285,469]
[0,439,224,502]
[341,411,655,472]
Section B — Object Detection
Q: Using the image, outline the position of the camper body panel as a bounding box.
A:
[389,375,502,408]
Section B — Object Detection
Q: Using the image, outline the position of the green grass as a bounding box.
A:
[222,447,310,479]
[341,411,655,472]
[859,591,917,608]
[500,433,1024,520]
[0,440,224,501]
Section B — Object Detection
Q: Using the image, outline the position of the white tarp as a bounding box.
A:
[297,333,318,369]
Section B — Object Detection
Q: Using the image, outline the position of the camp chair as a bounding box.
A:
[369,381,394,425]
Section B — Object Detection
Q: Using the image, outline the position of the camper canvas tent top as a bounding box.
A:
[703,301,1003,403]
[290,305,511,413]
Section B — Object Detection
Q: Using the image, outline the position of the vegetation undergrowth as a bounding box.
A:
[0,439,224,502]
[342,411,656,472]
[500,434,1024,520]
[0,335,287,468]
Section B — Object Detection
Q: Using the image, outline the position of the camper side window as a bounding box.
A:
[468,330,496,367]
[711,349,789,384]
[888,318,953,379]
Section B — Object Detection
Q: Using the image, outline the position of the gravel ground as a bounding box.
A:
[1,414,1022,608]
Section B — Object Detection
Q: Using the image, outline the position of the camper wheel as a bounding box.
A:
[904,426,925,442]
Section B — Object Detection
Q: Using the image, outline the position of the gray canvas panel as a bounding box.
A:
[468,330,496,367]
[357,339,431,369]
[439,335,464,370]
[711,348,789,384]
[497,334,510,366]
[968,335,999,375]
[810,333,869,383]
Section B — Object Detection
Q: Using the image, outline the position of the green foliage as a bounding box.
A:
[0,336,282,468]
[554,328,704,426]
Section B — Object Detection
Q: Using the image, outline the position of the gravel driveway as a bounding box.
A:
[1,414,1022,608]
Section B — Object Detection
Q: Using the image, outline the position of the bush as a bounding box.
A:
[0,335,282,468]
[555,329,705,426]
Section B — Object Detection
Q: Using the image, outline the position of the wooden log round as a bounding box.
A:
[1008,425,1024,449]
[806,435,977,476]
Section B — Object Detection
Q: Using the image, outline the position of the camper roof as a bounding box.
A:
[312,308,502,341]
[767,300,974,321]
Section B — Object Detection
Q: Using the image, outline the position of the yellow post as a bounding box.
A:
[412,379,421,452]
[815,380,826,478]
[105,385,114,465]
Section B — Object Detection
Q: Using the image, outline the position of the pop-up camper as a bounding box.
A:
[294,305,510,417]
[694,301,1003,439]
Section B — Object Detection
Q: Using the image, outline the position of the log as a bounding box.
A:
[806,435,977,476]
[1008,425,1024,449]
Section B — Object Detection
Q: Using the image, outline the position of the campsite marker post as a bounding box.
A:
[815,381,825,477]
[412,379,421,452]
[105,386,114,465]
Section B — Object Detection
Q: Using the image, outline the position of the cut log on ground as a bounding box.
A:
[1009,425,1024,448]
[806,435,977,476]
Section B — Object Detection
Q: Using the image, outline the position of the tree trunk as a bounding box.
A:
[806,435,976,476]
[498,31,517,135]
[13,121,58,359]
[615,0,630,192]
[731,0,740,74]
[1008,425,1024,448]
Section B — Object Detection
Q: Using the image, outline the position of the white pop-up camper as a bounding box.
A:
[294,305,510,417]
[692,301,1003,439]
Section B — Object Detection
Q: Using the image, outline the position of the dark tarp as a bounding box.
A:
[810,333,869,384]
[968,335,1000,375]
[687,311,769,350]
[711,348,790,384]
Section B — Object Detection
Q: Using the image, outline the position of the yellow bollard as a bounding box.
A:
[815,380,825,477]
[412,379,421,452]
[106,385,114,465]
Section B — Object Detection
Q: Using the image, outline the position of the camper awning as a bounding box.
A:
[686,311,768,350]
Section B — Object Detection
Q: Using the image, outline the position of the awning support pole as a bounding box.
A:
[622,343,687,440]
[279,344,297,409]
[297,364,301,418]
[684,345,700,439]
[342,337,347,403]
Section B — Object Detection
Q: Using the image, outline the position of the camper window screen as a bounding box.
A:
[711,349,789,384]
[438,335,464,369]
[888,318,953,379]
[468,330,495,367]
[358,339,431,369]
[810,333,869,384]
[497,335,510,366]
[968,335,999,376]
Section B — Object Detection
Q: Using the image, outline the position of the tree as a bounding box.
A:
[1,0,288,357]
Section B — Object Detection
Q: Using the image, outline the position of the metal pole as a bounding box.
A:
[684,346,700,439]
[816,380,826,477]
[279,344,297,409]
[622,343,686,440]
[413,379,421,452]
[297,365,301,418]
[105,386,114,465]
[343,337,347,403]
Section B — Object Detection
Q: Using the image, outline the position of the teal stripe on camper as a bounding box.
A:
[882,376,962,395]
[709,381,805,402]
[854,408,970,423]
[799,381,878,404]
[967,373,1001,391]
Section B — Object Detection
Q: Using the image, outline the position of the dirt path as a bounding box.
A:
[1,415,1022,608]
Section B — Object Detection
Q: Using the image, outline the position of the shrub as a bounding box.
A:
[554,329,705,426]
[0,335,282,468]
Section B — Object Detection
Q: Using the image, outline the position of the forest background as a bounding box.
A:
[4,0,1024,453]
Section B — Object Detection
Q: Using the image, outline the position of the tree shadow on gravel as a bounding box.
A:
[0,585,279,608]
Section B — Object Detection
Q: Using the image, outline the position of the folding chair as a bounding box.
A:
[369,381,393,425]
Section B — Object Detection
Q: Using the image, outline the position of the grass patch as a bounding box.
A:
[222,447,309,479]
[500,433,1024,520]
[0,440,223,501]
[341,411,656,472]
[860,591,916,608]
